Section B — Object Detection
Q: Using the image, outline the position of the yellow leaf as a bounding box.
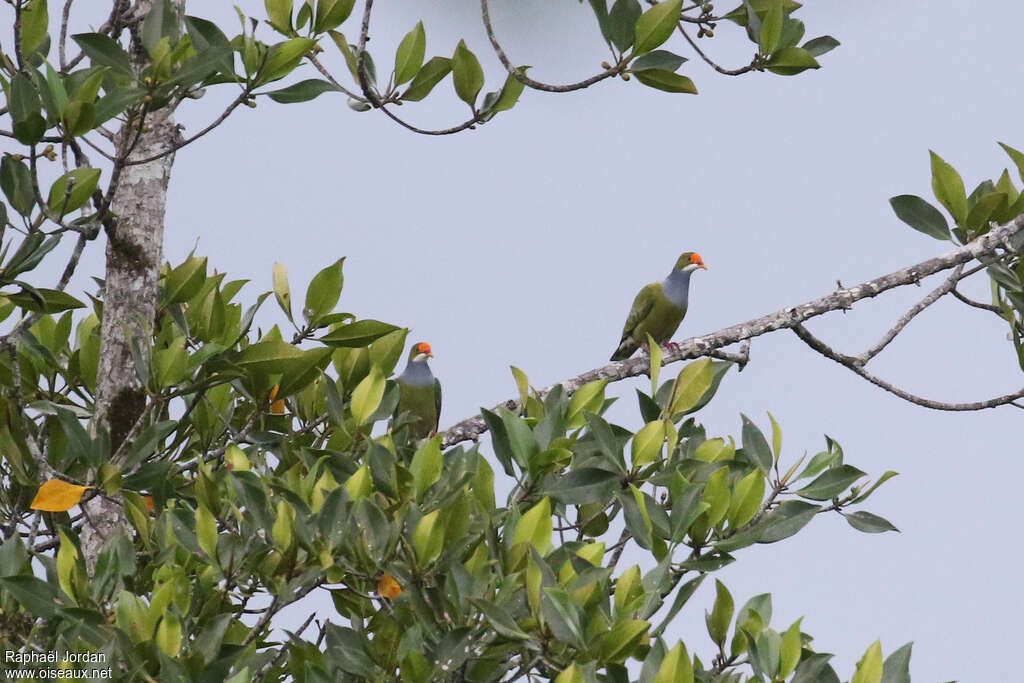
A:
[30,479,90,512]
[377,572,403,599]
[270,398,287,414]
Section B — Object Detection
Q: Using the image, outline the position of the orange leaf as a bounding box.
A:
[30,479,90,512]
[377,573,403,600]
[270,398,287,415]
[143,495,155,512]
[269,384,280,400]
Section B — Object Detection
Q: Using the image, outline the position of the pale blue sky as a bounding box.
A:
[53,1,1024,679]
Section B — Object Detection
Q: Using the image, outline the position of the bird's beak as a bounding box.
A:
[427,352,434,358]
[699,263,708,270]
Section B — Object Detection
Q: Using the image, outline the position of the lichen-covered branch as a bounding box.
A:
[80,0,183,571]
[441,218,1024,447]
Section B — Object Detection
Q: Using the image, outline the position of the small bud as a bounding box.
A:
[622,72,630,81]
[11,154,24,161]
[706,29,714,37]
[601,61,611,70]
[245,98,257,108]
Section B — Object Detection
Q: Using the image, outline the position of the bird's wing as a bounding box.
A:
[611,283,658,360]
[620,283,658,343]
[433,378,442,428]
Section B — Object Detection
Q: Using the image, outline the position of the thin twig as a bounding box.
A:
[792,323,1024,411]
[855,264,965,364]
[481,0,627,92]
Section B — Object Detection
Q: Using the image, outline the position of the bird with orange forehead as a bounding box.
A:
[394,341,441,441]
[611,252,708,361]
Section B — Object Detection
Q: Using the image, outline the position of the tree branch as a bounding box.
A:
[441,218,1024,447]
[481,0,628,93]
[792,322,1024,411]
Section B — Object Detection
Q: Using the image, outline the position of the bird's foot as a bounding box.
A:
[640,343,650,355]
[660,341,681,354]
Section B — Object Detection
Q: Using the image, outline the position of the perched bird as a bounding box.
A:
[611,252,708,361]
[395,342,441,441]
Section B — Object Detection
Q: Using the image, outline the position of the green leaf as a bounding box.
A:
[258,37,316,84]
[401,55,452,101]
[314,0,356,32]
[6,288,86,313]
[779,618,803,679]
[632,49,686,72]
[796,464,866,500]
[668,358,713,414]
[163,255,207,304]
[930,151,968,225]
[634,69,697,94]
[759,0,783,54]
[706,579,734,647]
[410,436,442,499]
[599,619,650,663]
[394,22,426,86]
[71,33,133,74]
[889,195,951,240]
[852,640,883,683]
[965,190,1006,234]
[727,468,765,528]
[351,366,386,424]
[653,640,694,683]
[156,613,183,657]
[741,414,773,472]
[452,40,484,107]
[512,497,552,553]
[320,319,400,347]
[881,643,912,683]
[10,73,46,144]
[608,0,642,53]
[1,155,37,216]
[271,262,292,321]
[265,0,294,34]
[843,511,899,534]
[850,470,898,504]
[304,257,345,321]
[0,576,67,618]
[765,47,820,75]
[94,88,147,125]
[543,467,619,505]
[488,68,528,113]
[802,35,839,57]
[195,504,218,558]
[266,78,341,103]
[468,598,533,641]
[19,0,49,57]
[634,0,682,55]
[47,168,101,216]
[631,420,665,467]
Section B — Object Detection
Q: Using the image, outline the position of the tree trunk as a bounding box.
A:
[80,1,181,571]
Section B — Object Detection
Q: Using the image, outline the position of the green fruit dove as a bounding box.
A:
[611,251,708,361]
[395,341,441,441]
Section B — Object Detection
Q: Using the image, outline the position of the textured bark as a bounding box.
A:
[442,218,1024,447]
[81,0,182,571]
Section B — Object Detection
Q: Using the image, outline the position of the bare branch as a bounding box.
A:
[441,218,1024,447]
[677,24,758,76]
[951,286,1003,314]
[481,0,627,93]
[855,264,965,365]
[792,323,1024,411]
